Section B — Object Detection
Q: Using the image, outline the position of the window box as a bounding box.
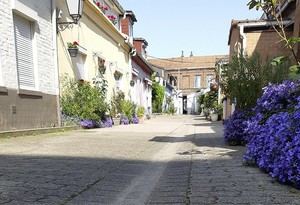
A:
[68,47,79,57]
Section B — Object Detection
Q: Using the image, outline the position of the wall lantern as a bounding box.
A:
[57,0,84,31]
[154,72,160,83]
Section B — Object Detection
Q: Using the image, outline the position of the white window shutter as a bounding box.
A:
[14,14,35,89]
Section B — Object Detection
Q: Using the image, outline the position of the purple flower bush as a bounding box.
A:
[100,117,113,128]
[243,80,300,188]
[80,119,95,129]
[120,115,129,125]
[131,115,139,124]
[224,110,252,145]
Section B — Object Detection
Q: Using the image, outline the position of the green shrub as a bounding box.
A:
[152,80,165,113]
[219,52,289,110]
[137,106,145,118]
[120,100,135,120]
[61,77,108,121]
[111,91,125,117]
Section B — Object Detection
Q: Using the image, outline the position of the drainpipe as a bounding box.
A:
[51,0,62,127]
[239,25,247,56]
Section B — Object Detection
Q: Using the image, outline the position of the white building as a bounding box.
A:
[0,0,59,131]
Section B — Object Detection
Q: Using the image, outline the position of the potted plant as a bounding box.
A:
[95,1,109,14]
[210,102,223,122]
[137,106,145,123]
[114,71,122,80]
[107,15,117,25]
[67,41,79,57]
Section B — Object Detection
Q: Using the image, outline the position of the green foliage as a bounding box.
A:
[110,91,125,117]
[211,101,223,115]
[61,76,108,121]
[219,52,289,110]
[165,96,177,115]
[137,106,145,118]
[152,81,165,113]
[203,91,218,110]
[120,100,135,120]
[197,94,205,113]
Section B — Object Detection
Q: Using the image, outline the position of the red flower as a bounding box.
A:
[73,41,79,46]
[96,2,100,7]
[104,6,108,10]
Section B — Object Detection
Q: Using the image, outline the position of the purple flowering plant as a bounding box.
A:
[100,117,113,128]
[243,80,300,188]
[80,119,95,129]
[224,109,253,145]
[131,115,139,124]
[120,115,129,125]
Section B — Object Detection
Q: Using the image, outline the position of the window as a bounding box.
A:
[174,76,177,87]
[194,75,201,88]
[14,14,35,90]
[206,74,213,87]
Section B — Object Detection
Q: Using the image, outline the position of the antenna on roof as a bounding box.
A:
[181,50,184,58]
[190,51,193,57]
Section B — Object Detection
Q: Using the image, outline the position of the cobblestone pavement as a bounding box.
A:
[0,115,299,205]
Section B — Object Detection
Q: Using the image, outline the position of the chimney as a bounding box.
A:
[133,38,148,57]
[120,10,137,36]
[190,51,193,57]
[181,50,184,57]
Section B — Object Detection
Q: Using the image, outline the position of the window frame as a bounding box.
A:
[194,75,201,88]
[13,13,39,91]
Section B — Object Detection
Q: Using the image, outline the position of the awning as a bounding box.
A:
[132,68,139,76]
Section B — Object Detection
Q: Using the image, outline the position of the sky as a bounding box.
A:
[118,0,262,58]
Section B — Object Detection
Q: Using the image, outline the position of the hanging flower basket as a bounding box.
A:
[114,71,122,80]
[67,41,79,57]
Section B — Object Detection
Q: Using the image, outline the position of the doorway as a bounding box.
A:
[183,96,187,114]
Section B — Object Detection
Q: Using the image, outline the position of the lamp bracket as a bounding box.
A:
[57,21,78,32]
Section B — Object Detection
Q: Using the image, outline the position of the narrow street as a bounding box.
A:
[0,115,299,205]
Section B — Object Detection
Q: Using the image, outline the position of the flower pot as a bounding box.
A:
[112,117,120,126]
[68,48,79,57]
[138,116,144,124]
[210,113,218,122]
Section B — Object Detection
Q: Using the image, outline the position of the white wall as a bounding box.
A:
[131,61,152,114]
[0,0,57,95]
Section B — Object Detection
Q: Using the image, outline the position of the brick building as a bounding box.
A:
[228,19,293,61]
[224,0,300,119]
[149,55,228,114]
[0,0,59,131]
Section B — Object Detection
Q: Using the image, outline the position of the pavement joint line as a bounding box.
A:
[184,126,196,205]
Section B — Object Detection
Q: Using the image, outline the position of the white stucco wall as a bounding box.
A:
[131,61,152,114]
[0,0,58,95]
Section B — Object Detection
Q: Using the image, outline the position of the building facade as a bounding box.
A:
[0,0,59,131]
[224,0,300,119]
[56,0,134,102]
[149,55,228,114]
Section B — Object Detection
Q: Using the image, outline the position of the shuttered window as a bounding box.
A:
[13,14,35,89]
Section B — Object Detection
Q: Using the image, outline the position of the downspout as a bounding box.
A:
[52,0,61,127]
[239,24,247,56]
